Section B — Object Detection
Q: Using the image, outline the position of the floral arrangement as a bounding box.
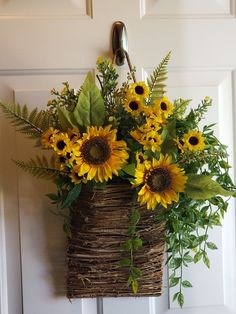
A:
[1,52,235,307]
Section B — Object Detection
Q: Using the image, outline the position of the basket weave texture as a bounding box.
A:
[67,183,166,298]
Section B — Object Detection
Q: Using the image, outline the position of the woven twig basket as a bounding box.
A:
[67,183,166,298]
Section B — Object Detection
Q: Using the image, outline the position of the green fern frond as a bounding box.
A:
[0,102,52,139]
[147,51,171,104]
[13,155,66,180]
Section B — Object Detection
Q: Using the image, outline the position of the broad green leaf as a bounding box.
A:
[185,174,235,200]
[203,252,210,268]
[73,72,105,127]
[57,106,78,130]
[161,119,177,156]
[122,163,136,177]
[61,184,82,209]
[194,251,202,263]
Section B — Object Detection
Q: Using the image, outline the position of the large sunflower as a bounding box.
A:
[75,125,129,182]
[183,130,205,152]
[135,154,187,209]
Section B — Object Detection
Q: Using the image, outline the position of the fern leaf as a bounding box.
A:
[147,51,171,104]
[0,102,52,139]
[13,155,66,180]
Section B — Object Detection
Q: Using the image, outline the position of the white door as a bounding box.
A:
[0,1,236,314]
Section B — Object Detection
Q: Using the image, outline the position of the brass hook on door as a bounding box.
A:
[112,21,136,82]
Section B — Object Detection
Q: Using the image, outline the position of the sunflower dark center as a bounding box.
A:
[147,168,172,192]
[189,136,199,145]
[129,101,139,111]
[57,140,66,151]
[135,85,144,95]
[160,102,167,111]
[59,156,66,163]
[81,136,111,165]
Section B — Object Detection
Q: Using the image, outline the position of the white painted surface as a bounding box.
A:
[0,1,236,314]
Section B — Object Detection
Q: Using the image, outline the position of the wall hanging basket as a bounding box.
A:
[67,183,166,298]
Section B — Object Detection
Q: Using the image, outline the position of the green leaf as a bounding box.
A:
[206,242,218,250]
[57,106,78,130]
[73,72,105,127]
[130,210,140,225]
[63,221,72,238]
[61,184,82,209]
[194,251,202,263]
[203,252,210,268]
[132,237,143,250]
[132,280,139,294]
[182,280,193,288]
[183,254,194,263]
[121,239,132,251]
[185,174,235,200]
[173,292,179,302]
[122,163,135,177]
[119,258,131,267]
[169,276,180,288]
[177,292,184,308]
[131,267,142,279]
[46,193,59,201]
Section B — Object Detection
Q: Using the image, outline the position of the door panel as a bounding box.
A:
[0,1,236,313]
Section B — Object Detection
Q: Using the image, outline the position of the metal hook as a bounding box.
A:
[112,21,128,66]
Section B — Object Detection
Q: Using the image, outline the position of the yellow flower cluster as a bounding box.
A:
[41,125,129,183]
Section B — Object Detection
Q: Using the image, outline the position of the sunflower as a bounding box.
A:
[67,128,81,142]
[135,154,187,209]
[141,131,163,152]
[124,96,143,116]
[143,107,165,125]
[153,96,174,118]
[51,132,71,155]
[41,127,59,148]
[183,130,205,151]
[176,137,185,154]
[55,148,78,169]
[127,81,150,99]
[75,125,129,182]
[69,166,87,185]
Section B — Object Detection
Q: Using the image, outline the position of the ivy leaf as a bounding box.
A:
[206,242,218,250]
[178,292,184,308]
[169,276,180,288]
[130,210,140,225]
[182,280,193,288]
[185,174,235,200]
[132,237,143,250]
[203,252,210,268]
[119,258,131,267]
[61,184,82,209]
[73,72,105,127]
[132,280,139,294]
[121,239,132,251]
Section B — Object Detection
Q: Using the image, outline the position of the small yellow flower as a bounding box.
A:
[141,131,163,152]
[41,127,59,148]
[69,166,87,185]
[153,96,174,118]
[136,152,148,165]
[176,137,185,154]
[96,56,104,65]
[51,132,71,155]
[124,96,143,116]
[128,81,150,99]
[183,130,205,152]
[67,128,81,142]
